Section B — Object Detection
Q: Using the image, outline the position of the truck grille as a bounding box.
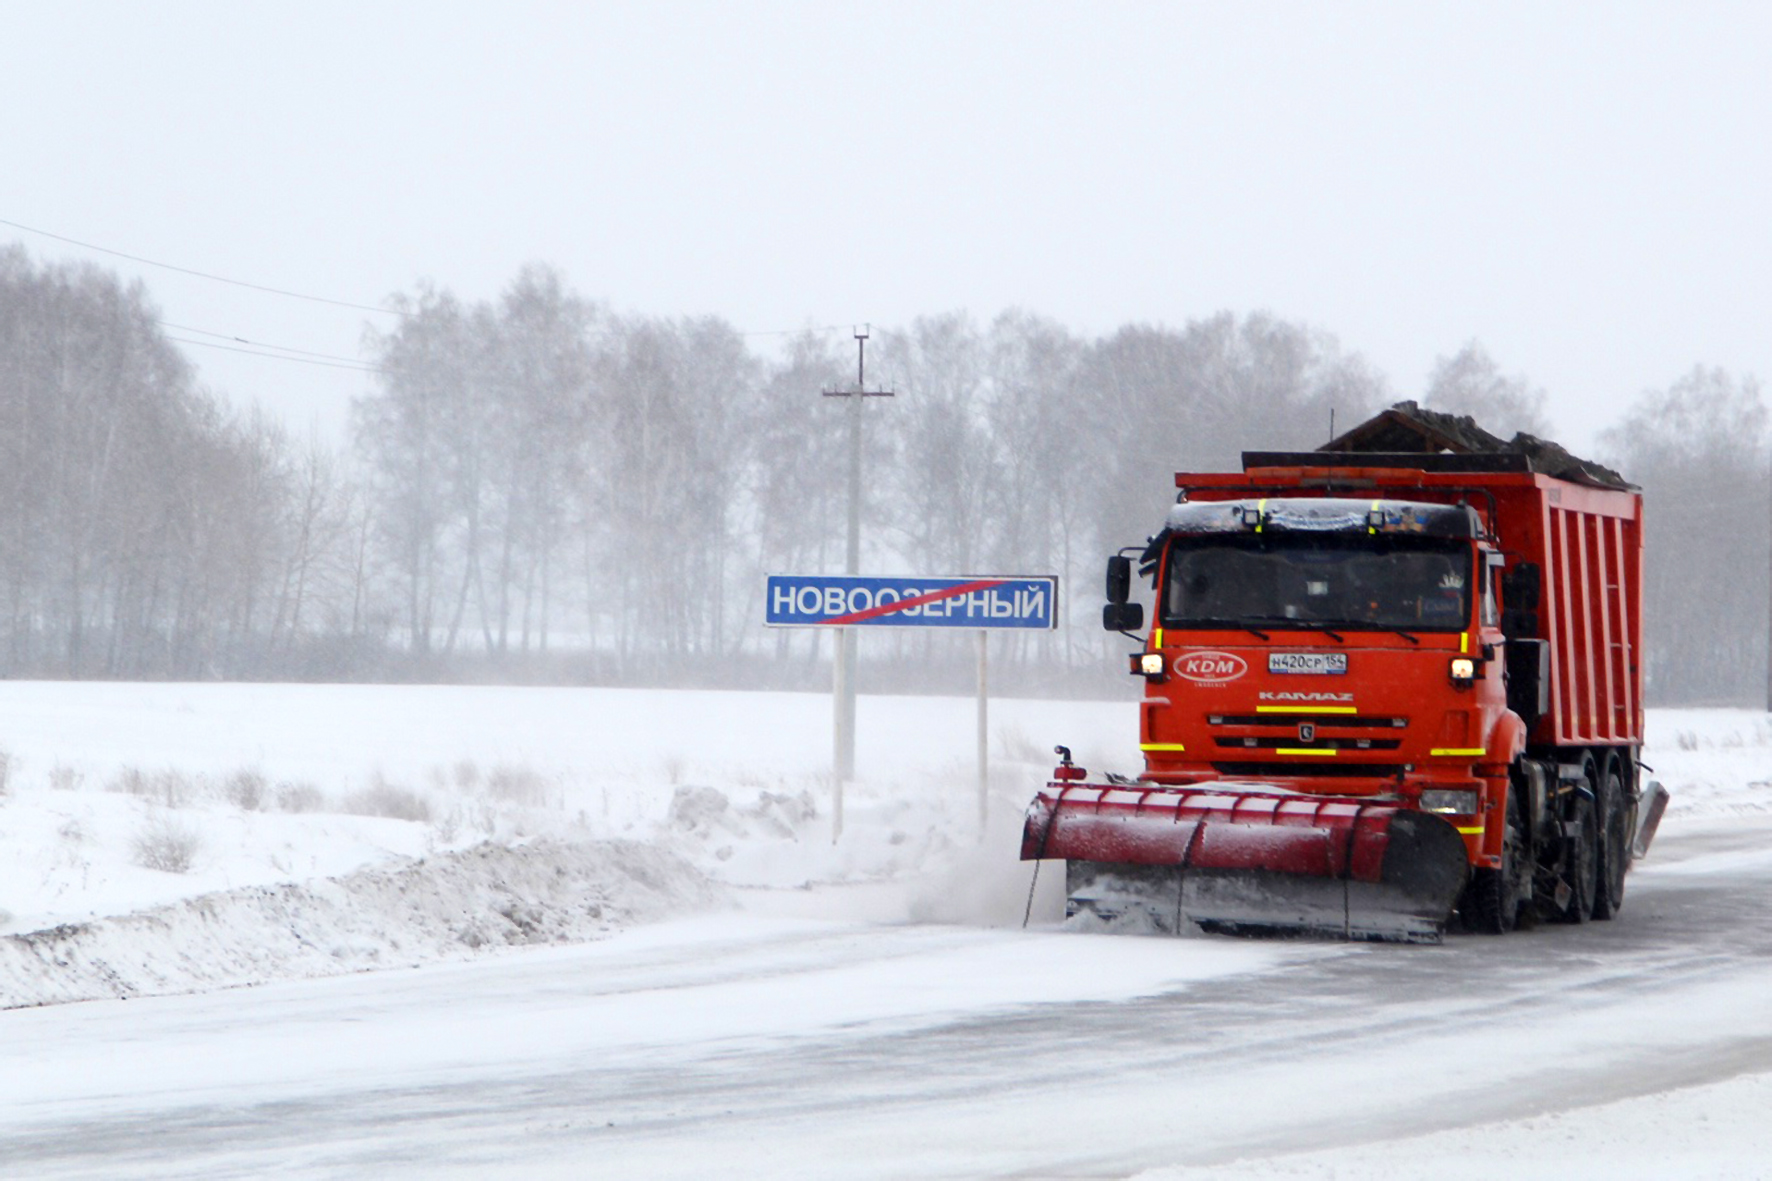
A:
[1212,736,1402,752]
[1206,714,1408,729]
[1211,762,1408,779]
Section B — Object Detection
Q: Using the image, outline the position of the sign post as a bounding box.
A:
[766,574,1059,841]
[976,628,989,836]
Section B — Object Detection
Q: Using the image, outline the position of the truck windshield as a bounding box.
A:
[1161,534,1472,632]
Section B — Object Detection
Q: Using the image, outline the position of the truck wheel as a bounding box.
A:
[1556,782,1600,924]
[1592,760,1628,920]
[1463,786,1523,934]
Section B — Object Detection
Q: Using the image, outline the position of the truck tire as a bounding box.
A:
[1463,785,1524,934]
[1555,761,1600,924]
[1592,758,1628,920]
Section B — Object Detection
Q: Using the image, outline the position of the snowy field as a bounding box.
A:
[0,682,1132,949]
[1,683,1770,1177]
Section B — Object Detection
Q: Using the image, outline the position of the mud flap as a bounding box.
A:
[1632,780,1669,859]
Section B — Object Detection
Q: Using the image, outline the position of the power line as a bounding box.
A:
[741,323,852,339]
[0,215,407,318]
[164,335,380,373]
[4,213,874,362]
[165,316,849,376]
[164,319,861,374]
[163,321,372,367]
[3,216,872,342]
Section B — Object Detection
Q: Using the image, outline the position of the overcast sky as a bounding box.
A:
[3,1,1768,452]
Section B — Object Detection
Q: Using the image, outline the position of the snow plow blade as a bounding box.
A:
[1022,785,1470,943]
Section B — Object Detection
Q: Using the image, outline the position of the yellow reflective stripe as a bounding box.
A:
[1255,497,1267,533]
[1369,498,1381,535]
[1140,742,1187,752]
[1430,747,1487,757]
[1256,705,1357,714]
[1455,825,1486,836]
[1153,627,1164,647]
[1275,748,1338,757]
[1460,632,1469,653]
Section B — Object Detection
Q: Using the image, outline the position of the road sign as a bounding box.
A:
[765,575,1058,630]
[770,573,1059,844]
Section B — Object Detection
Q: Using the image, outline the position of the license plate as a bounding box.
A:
[1268,652,1347,675]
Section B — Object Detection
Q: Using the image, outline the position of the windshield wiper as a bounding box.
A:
[1223,615,1421,645]
[1174,617,1272,640]
[1233,615,1344,642]
[1293,620,1419,645]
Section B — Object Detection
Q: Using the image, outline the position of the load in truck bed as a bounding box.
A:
[1022,783,1471,943]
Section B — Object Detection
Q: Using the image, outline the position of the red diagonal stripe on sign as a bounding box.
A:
[822,579,1008,626]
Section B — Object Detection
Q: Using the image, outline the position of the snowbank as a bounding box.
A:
[0,839,722,1009]
[0,681,1125,1006]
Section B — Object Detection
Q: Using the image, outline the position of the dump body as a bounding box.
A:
[1025,418,1653,941]
[1483,471,1643,747]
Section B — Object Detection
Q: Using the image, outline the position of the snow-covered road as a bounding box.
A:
[7,816,1771,1180]
[4,686,1771,1177]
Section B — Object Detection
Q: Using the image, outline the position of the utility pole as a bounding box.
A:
[822,326,894,832]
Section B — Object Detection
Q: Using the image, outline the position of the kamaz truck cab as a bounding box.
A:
[1125,496,1509,812]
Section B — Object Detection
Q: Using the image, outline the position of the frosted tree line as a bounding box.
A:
[350,284,1393,688]
[0,242,1762,702]
[0,247,361,679]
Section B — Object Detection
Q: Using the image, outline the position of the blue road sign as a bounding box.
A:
[766,575,1058,630]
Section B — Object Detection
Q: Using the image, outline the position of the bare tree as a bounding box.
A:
[357,286,476,655]
[584,314,760,670]
[1601,367,1768,703]
[879,312,992,573]
[0,246,290,677]
[983,311,1084,665]
[746,330,849,669]
[1076,311,1386,568]
[486,264,602,655]
[1423,342,1552,438]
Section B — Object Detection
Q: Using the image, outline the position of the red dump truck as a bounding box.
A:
[1022,403,1669,941]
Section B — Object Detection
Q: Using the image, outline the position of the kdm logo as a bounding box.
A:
[1174,651,1248,683]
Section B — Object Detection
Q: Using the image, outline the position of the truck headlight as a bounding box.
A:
[1448,657,1476,685]
[1137,652,1167,680]
[1420,789,1479,814]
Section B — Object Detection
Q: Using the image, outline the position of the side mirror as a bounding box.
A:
[1502,562,1542,610]
[1105,555,1132,604]
[1103,602,1145,632]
